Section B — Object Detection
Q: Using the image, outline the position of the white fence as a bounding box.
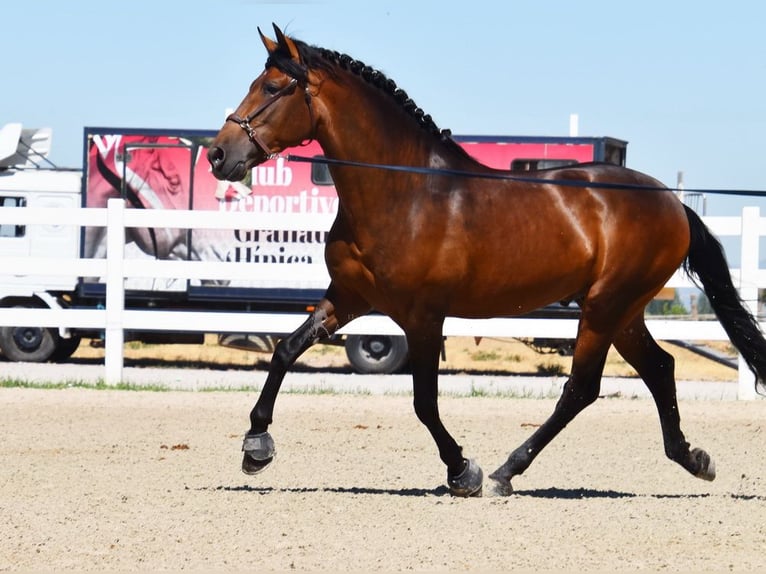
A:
[0,199,763,399]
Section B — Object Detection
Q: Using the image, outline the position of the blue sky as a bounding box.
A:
[2,0,765,221]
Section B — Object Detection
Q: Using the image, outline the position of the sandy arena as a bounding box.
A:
[2,381,765,571]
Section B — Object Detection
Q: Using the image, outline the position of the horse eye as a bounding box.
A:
[263,83,280,96]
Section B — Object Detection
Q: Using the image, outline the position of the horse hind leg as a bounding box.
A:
[613,316,715,481]
[488,314,613,495]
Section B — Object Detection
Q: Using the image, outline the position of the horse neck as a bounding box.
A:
[314,75,469,215]
[317,78,430,164]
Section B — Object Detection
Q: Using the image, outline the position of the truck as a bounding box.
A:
[0,122,628,372]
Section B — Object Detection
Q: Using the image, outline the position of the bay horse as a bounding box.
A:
[207,24,766,497]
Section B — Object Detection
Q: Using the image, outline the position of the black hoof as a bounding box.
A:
[242,452,275,475]
[241,431,276,476]
[447,458,483,497]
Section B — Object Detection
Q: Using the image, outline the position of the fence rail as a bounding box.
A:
[0,200,763,399]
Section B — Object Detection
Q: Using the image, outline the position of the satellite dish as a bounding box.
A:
[0,123,23,166]
[0,123,54,169]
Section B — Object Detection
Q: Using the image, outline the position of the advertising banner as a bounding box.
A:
[82,129,336,293]
[81,129,613,297]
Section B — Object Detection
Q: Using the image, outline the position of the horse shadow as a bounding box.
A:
[200,484,764,500]
[201,484,450,497]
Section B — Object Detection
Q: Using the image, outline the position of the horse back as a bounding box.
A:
[430,163,690,316]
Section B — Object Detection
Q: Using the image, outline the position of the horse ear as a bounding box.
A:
[272,23,301,62]
[258,26,278,54]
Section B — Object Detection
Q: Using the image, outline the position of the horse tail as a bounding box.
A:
[682,204,766,390]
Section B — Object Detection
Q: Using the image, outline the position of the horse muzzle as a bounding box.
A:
[207,145,257,182]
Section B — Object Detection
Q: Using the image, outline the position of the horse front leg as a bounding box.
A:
[406,318,483,497]
[242,288,369,475]
[241,309,329,475]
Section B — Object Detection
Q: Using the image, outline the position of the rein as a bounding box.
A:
[284,153,766,197]
[228,69,760,197]
[226,77,315,159]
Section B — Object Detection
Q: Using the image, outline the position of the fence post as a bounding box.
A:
[104,199,126,385]
[738,206,759,400]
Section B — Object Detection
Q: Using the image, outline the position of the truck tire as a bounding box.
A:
[0,324,59,362]
[345,334,409,374]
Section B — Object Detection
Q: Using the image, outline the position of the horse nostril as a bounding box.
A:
[207,146,225,169]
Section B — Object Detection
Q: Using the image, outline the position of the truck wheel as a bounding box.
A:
[345,334,409,374]
[0,325,59,362]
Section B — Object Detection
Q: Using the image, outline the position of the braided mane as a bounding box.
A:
[267,36,462,147]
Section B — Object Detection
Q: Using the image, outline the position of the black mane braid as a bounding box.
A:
[267,37,455,142]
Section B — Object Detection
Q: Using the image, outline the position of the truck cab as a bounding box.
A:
[0,123,83,361]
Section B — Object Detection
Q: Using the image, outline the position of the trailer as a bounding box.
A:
[0,123,628,372]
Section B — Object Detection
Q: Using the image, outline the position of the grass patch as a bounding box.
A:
[467,350,522,364]
[468,383,490,397]
[535,362,567,376]
[437,382,562,400]
[469,350,502,362]
[0,378,374,396]
[307,345,345,357]
[0,377,171,392]
[0,376,564,399]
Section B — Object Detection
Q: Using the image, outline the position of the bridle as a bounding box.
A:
[225,75,315,160]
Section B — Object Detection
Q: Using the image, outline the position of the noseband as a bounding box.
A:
[225,76,315,159]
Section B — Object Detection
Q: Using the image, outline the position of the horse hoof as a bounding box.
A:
[447,458,483,497]
[691,447,716,481]
[242,452,275,475]
[487,472,514,497]
[241,431,276,476]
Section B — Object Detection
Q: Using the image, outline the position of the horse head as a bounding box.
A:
[208,24,317,182]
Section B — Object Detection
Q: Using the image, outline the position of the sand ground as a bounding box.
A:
[1,384,765,571]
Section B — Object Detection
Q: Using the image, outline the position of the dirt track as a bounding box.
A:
[2,386,766,571]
